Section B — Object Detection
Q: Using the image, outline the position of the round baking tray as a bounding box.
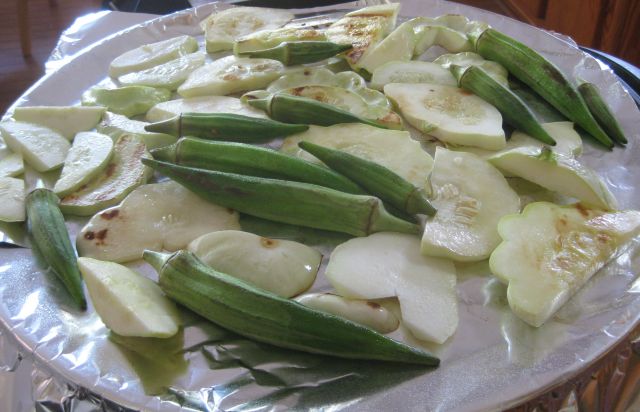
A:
[1,1,639,410]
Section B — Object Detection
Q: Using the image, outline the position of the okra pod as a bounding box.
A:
[237,41,353,65]
[26,189,86,310]
[151,138,365,194]
[578,82,627,144]
[246,93,386,129]
[145,249,439,365]
[145,113,309,142]
[475,29,614,148]
[453,65,556,146]
[141,159,420,237]
[508,77,565,123]
[298,141,436,216]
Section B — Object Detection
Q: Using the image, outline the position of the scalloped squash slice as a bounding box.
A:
[78,180,240,263]
[60,135,152,216]
[201,7,294,53]
[53,132,114,198]
[118,52,206,90]
[266,68,401,127]
[421,148,520,262]
[489,147,616,210]
[96,112,176,150]
[509,122,582,157]
[0,121,69,172]
[78,257,180,338]
[82,86,171,118]
[434,52,508,87]
[357,19,418,75]
[325,232,457,344]
[234,27,326,54]
[371,61,457,90]
[178,56,285,97]
[109,35,198,77]
[280,124,433,187]
[13,106,106,140]
[0,177,25,222]
[490,202,640,327]
[0,153,23,178]
[326,3,399,69]
[384,83,505,150]
[188,230,320,298]
[146,96,267,122]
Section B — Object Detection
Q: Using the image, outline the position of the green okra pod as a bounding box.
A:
[144,249,439,366]
[237,41,353,66]
[453,65,556,146]
[298,141,436,216]
[151,138,365,195]
[475,29,614,148]
[578,82,627,144]
[141,159,420,237]
[26,189,86,310]
[246,93,386,129]
[145,112,309,142]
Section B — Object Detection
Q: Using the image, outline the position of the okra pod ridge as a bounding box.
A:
[146,249,439,365]
[26,188,87,310]
[145,112,309,142]
[237,41,353,65]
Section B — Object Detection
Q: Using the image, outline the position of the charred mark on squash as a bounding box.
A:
[101,209,120,220]
[260,237,278,248]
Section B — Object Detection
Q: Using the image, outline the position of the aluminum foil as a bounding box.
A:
[1,1,640,410]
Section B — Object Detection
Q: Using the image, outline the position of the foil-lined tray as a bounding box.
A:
[1,1,639,410]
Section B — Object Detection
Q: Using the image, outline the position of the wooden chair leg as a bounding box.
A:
[17,0,32,58]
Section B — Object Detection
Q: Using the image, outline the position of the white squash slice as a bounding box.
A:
[0,153,24,178]
[81,86,171,118]
[265,68,401,128]
[357,19,418,75]
[371,61,457,90]
[412,15,488,56]
[188,230,320,298]
[509,122,582,157]
[78,257,180,338]
[109,35,199,77]
[280,124,433,187]
[0,121,69,172]
[178,56,285,97]
[325,232,458,344]
[60,134,152,216]
[295,293,399,334]
[146,96,267,123]
[201,7,294,53]
[489,147,616,210]
[53,132,114,197]
[96,112,176,150]
[490,202,640,327]
[384,83,506,150]
[450,121,583,160]
[77,180,240,263]
[0,177,25,222]
[434,52,508,87]
[325,4,399,69]
[234,27,326,54]
[421,148,520,261]
[118,52,206,90]
[12,106,106,140]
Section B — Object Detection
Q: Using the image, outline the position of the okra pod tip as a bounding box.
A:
[143,249,170,272]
